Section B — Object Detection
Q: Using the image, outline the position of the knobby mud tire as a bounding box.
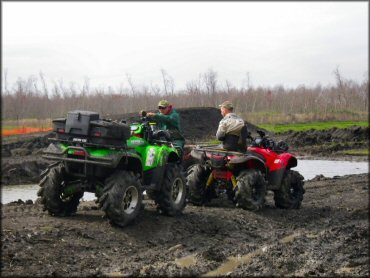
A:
[153,163,187,216]
[186,163,212,206]
[37,162,83,216]
[234,169,267,211]
[99,170,142,227]
[274,169,305,209]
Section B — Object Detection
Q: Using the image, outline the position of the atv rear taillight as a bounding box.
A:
[93,131,102,137]
[212,170,233,180]
[133,134,142,138]
[73,150,86,156]
[57,128,65,133]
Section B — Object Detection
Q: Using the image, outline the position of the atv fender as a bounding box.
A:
[229,155,267,176]
[143,150,180,190]
[268,156,298,189]
[190,149,206,162]
[116,152,143,177]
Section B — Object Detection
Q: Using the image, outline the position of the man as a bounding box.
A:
[216,100,245,151]
[147,100,185,151]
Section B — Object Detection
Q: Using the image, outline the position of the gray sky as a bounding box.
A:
[2,1,368,91]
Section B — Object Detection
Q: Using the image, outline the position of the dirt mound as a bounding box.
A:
[1,174,368,277]
[274,126,369,155]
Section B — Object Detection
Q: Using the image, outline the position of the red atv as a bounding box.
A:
[186,129,304,210]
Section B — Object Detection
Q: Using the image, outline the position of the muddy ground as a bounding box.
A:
[1,173,368,277]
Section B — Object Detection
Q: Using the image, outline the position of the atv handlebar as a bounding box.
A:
[250,129,289,153]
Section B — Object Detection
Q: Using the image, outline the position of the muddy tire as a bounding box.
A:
[234,169,266,211]
[153,163,186,216]
[99,170,142,227]
[274,169,305,209]
[37,162,83,216]
[186,163,212,205]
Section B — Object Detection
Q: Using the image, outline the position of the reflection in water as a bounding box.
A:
[1,160,368,204]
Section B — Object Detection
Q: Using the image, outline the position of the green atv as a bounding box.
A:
[38,110,186,227]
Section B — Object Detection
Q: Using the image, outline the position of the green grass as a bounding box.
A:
[342,149,370,156]
[259,121,369,133]
[2,125,18,130]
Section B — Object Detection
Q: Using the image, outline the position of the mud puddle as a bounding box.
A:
[2,160,368,204]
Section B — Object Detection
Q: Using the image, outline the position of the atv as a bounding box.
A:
[186,129,304,210]
[38,110,186,227]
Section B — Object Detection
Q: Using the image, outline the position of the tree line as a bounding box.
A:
[2,69,368,123]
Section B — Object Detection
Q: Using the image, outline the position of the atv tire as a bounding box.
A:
[151,163,187,216]
[99,170,142,227]
[234,169,266,211]
[37,162,83,216]
[274,169,305,209]
[186,163,212,205]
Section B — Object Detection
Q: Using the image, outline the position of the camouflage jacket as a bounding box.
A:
[216,113,245,141]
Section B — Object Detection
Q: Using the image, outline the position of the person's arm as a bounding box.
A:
[152,112,180,129]
[216,120,227,141]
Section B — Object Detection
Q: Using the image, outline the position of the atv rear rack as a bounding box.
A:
[193,145,246,156]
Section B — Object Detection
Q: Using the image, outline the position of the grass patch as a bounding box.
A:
[342,149,369,156]
[258,121,368,133]
[2,118,52,129]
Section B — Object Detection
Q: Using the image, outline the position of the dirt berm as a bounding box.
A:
[1,173,368,276]
[1,107,368,186]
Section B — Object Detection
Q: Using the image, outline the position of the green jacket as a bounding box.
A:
[152,108,184,141]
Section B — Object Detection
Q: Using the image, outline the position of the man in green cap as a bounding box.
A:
[216,100,245,151]
[147,100,185,153]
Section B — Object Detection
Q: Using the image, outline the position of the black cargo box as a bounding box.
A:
[52,111,130,146]
[66,110,99,135]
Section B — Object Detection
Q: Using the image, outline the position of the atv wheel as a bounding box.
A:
[99,170,142,227]
[154,163,187,216]
[274,170,305,209]
[186,164,212,205]
[37,163,83,216]
[234,169,266,211]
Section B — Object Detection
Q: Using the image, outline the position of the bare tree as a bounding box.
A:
[126,73,136,95]
[203,69,218,106]
[161,69,175,95]
[39,71,49,96]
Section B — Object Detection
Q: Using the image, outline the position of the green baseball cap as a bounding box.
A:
[219,101,233,110]
[158,100,170,107]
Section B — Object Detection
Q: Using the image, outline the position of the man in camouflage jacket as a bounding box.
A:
[216,100,245,151]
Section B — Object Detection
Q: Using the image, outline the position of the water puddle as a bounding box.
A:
[203,252,258,277]
[1,160,368,204]
[279,232,301,243]
[175,254,197,268]
[203,231,302,277]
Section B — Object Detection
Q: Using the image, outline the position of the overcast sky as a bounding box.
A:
[2,1,368,92]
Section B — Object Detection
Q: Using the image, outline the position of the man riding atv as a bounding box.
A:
[186,101,305,211]
[216,101,247,152]
[146,100,185,155]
